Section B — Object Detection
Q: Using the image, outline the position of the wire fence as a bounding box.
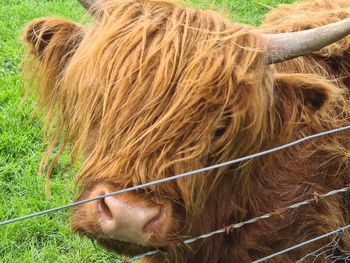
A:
[294,229,350,263]
[254,223,350,263]
[119,186,350,262]
[2,125,350,262]
[124,224,350,263]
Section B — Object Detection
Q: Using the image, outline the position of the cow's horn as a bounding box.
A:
[78,0,97,13]
[264,17,350,64]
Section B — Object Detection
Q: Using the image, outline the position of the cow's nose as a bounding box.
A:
[96,187,163,245]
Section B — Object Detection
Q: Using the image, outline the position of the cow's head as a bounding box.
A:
[22,0,350,260]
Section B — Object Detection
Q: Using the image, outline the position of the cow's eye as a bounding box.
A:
[214,127,226,139]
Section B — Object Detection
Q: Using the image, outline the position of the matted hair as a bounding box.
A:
[22,0,350,261]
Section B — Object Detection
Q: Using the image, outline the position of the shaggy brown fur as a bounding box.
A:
[22,0,350,262]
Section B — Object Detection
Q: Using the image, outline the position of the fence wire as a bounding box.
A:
[2,125,350,263]
[253,224,350,263]
[294,231,350,263]
[1,125,350,227]
[118,185,350,262]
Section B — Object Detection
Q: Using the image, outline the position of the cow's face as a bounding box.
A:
[63,9,274,255]
[23,1,338,258]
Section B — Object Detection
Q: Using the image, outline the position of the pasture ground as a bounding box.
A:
[0,0,293,262]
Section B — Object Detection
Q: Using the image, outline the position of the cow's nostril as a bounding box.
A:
[98,197,113,221]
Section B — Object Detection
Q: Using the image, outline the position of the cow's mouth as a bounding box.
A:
[96,236,160,256]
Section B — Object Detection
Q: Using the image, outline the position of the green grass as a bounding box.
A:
[0,0,294,262]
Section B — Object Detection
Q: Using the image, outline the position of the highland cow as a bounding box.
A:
[22,0,350,262]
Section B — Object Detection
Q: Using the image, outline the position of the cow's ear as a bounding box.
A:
[274,73,338,113]
[23,17,82,57]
